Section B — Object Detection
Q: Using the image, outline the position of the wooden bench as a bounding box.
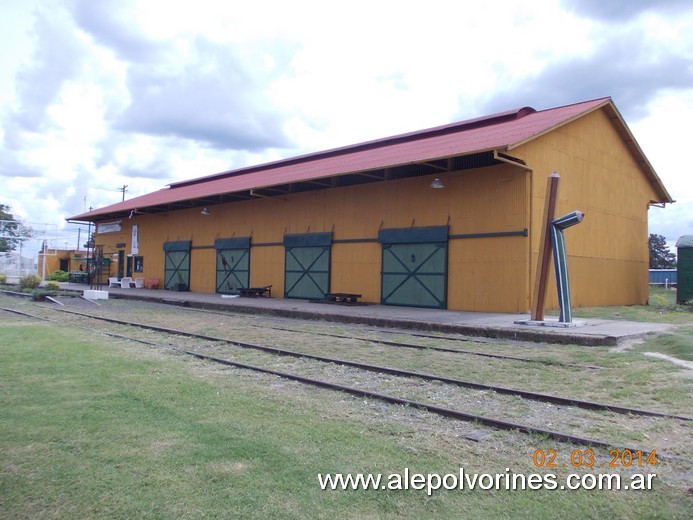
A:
[144,278,160,290]
[325,292,361,304]
[238,285,272,298]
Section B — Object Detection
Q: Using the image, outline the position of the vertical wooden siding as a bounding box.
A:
[517,108,660,308]
[94,163,530,312]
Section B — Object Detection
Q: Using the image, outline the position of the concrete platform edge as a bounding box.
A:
[107,291,619,346]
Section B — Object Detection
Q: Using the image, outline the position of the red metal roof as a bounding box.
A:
[68,97,672,221]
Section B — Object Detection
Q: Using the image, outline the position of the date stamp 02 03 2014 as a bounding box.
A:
[532,448,658,469]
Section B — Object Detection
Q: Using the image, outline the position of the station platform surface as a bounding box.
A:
[52,284,676,347]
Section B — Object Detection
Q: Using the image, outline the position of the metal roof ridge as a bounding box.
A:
[506,97,613,151]
[168,105,538,189]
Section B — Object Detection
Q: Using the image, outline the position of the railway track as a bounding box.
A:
[0,289,602,368]
[181,305,602,369]
[2,301,691,459]
[252,323,602,369]
[42,307,691,422]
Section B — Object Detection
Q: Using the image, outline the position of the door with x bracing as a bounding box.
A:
[284,245,330,300]
[381,241,447,309]
[216,248,249,294]
[164,249,191,291]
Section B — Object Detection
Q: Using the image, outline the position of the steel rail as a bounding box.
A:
[182,348,646,452]
[0,306,51,320]
[2,305,689,459]
[181,303,601,369]
[253,323,602,370]
[43,307,692,422]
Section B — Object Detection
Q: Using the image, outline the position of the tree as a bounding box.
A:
[649,233,676,269]
[0,204,35,253]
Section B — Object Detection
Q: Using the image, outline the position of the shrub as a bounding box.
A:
[45,281,60,291]
[49,270,70,282]
[0,273,6,284]
[19,275,41,290]
[31,289,53,301]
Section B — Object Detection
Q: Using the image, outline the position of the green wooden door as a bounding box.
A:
[379,226,448,309]
[284,233,332,300]
[163,240,191,291]
[215,237,250,294]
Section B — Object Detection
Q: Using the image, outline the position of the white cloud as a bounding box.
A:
[638,90,693,241]
[0,0,691,254]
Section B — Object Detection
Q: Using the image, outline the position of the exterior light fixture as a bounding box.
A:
[430,178,445,189]
[201,208,210,216]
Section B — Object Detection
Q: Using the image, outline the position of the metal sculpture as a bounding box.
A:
[529,172,585,325]
[551,211,585,322]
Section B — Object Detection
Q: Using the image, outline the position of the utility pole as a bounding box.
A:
[118,185,128,201]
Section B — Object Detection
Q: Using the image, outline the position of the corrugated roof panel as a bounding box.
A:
[69,97,671,221]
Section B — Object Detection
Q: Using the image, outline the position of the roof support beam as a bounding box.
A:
[306,179,335,188]
[419,161,449,172]
[355,171,385,180]
[493,150,533,171]
[250,188,288,201]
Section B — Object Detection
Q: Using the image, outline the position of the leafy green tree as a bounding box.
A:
[648,233,676,269]
[0,204,35,252]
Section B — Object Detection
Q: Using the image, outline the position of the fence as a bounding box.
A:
[649,269,677,287]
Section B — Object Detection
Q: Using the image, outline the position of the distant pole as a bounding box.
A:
[42,240,47,281]
[119,185,128,201]
[87,216,92,286]
[531,172,560,321]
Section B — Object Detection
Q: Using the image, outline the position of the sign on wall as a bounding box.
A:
[131,225,139,255]
[96,220,122,234]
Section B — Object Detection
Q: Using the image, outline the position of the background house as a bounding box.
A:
[68,97,672,313]
[37,247,89,279]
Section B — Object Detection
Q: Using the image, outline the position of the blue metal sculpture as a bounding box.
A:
[551,211,585,322]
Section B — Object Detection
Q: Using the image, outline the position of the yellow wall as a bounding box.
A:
[448,235,528,312]
[516,108,660,308]
[38,250,88,278]
[95,163,530,312]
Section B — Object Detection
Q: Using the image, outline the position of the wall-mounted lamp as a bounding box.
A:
[128,209,142,219]
[201,208,210,216]
[430,178,445,189]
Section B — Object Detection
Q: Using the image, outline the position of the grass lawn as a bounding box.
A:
[1,312,691,518]
[566,288,693,362]
[568,287,691,324]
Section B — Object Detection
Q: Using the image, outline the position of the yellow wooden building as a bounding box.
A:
[68,97,672,313]
[38,248,88,278]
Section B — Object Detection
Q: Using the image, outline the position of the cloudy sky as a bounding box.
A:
[1,0,691,251]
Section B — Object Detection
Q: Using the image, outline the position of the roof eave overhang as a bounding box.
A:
[66,148,508,223]
[602,103,674,204]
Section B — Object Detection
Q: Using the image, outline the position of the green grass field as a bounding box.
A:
[1,296,691,518]
[568,287,690,324]
[567,288,693,361]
